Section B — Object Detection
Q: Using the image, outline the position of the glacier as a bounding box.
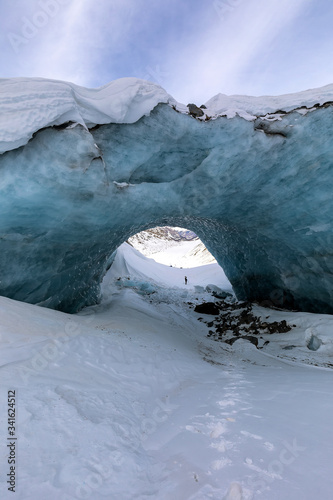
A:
[1,77,333,313]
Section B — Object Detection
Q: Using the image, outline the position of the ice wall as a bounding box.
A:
[1,78,333,313]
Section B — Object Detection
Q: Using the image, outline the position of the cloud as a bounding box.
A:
[0,0,330,105]
[0,0,142,85]
[161,0,314,102]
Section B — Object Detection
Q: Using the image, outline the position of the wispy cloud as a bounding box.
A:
[162,0,314,102]
[0,0,330,104]
[0,0,141,85]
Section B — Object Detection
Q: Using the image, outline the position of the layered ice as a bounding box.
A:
[1,77,333,313]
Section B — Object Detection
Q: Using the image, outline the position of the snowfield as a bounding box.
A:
[1,243,333,499]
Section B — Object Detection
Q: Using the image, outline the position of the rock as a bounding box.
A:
[225,337,238,345]
[187,103,204,118]
[243,335,259,347]
[194,302,220,315]
[226,335,258,347]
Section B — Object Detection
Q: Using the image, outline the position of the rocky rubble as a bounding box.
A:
[195,300,294,348]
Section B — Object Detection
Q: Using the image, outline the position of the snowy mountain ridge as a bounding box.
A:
[128,226,198,245]
[127,227,217,268]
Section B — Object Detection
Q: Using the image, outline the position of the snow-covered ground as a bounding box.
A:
[149,241,217,269]
[1,243,333,499]
[104,243,229,292]
[148,239,215,268]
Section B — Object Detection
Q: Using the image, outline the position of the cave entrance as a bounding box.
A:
[111,225,233,298]
[128,226,217,268]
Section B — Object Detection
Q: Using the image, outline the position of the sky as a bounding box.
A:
[0,0,333,104]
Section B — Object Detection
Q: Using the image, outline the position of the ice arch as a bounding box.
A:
[1,78,333,314]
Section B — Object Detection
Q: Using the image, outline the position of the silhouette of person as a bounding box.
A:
[185,276,188,285]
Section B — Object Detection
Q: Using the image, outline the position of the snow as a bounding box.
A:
[204,83,333,120]
[0,77,176,154]
[103,242,231,292]
[128,228,198,262]
[148,239,207,267]
[175,241,218,268]
[1,242,333,499]
[2,76,333,154]
[129,231,217,268]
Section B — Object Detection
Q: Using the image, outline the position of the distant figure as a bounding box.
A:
[185,276,188,285]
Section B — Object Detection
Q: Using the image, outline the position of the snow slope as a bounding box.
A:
[1,243,333,499]
[176,241,217,268]
[147,240,215,268]
[102,242,230,291]
[204,83,333,119]
[128,227,199,263]
[128,227,217,268]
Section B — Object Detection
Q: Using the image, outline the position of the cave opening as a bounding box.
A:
[100,224,234,308]
[127,225,219,269]
[102,226,234,298]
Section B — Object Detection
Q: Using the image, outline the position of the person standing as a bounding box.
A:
[185,276,188,285]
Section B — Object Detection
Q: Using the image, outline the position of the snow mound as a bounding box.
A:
[205,83,333,120]
[0,77,175,154]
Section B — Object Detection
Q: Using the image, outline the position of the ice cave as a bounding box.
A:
[1,77,333,314]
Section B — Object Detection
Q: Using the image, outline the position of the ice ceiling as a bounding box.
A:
[0,78,333,313]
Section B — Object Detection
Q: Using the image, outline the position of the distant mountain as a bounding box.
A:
[179,241,217,267]
[128,226,200,255]
[130,226,197,242]
[128,226,216,267]
[128,226,197,255]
